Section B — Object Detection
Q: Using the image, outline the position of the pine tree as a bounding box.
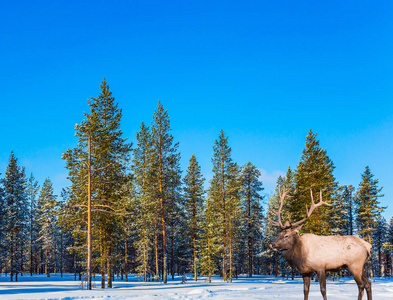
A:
[132,122,156,282]
[383,217,393,277]
[354,166,384,278]
[293,130,337,235]
[335,185,355,236]
[151,100,181,283]
[329,186,348,236]
[62,79,132,289]
[37,178,58,277]
[240,162,264,278]
[354,166,384,245]
[265,173,294,277]
[26,173,40,276]
[372,216,387,277]
[183,154,205,281]
[3,152,28,281]
[166,153,183,280]
[199,196,220,283]
[226,162,242,282]
[0,173,5,274]
[209,129,237,281]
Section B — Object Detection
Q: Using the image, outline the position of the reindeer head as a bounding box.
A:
[269,187,331,251]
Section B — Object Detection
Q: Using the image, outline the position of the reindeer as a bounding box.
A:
[269,187,372,300]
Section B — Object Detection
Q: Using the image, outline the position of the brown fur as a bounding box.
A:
[271,227,372,300]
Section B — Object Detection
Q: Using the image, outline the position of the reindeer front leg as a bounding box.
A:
[302,274,311,300]
[317,270,327,300]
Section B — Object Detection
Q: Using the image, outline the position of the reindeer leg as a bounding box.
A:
[362,269,372,300]
[352,273,365,300]
[302,274,311,300]
[317,271,327,300]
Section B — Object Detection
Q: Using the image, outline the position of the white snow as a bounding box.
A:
[0,274,392,299]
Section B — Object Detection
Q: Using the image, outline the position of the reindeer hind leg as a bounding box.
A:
[362,269,372,300]
[348,266,365,300]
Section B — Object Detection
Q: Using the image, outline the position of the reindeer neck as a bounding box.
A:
[283,234,306,270]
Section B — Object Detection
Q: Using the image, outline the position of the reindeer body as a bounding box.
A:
[282,234,371,274]
[269,188,372,300]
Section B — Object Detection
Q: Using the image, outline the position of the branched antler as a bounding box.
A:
[268,186,291,229]
[291,190,332,227]
[268,187,331,229]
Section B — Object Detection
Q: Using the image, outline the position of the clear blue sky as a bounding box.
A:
[1,1,392,219]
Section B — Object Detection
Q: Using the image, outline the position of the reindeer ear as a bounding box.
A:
[294,224,303,233]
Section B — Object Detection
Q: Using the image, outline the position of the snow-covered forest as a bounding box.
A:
[0,80,392,298]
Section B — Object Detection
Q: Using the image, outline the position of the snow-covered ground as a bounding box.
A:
[0,274,392,299]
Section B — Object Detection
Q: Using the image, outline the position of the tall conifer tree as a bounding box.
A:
[293,130,337,235]
[354,166,384,278]
[37,178,58,277]
[183,154,205,281]
[199,196,220,283]
[209,129,237,281]
[0,173,5,274]
[226,162,242,282]
[3,152,28,281]
[63,79,132,289]
[354,166,384,244]
[26,173,40,276]
[151,100,180,283]
[240,162,264,278]
[132,122,156,282]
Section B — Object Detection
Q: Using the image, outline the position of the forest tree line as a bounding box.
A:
[0,79,392,287]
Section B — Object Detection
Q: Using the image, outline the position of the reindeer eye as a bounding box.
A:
[284,234,289,238]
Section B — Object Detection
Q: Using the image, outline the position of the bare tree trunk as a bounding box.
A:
[159,167,167,284]
[107,248,112,288]
[154,217,159,282]
[10,244,14,282]
[87,135,92,290]
[60,233,63,277]
[229,216,232,283]
[143,218,147,282]
[100,233,105,289]
[125,236,128,282]
[192,196,197,281]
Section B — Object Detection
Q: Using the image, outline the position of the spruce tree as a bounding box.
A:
[183,154,205,281]
[37,178,58,277]
[372,216,387,277]
[26,173,40,276]
[336,185,355,236]
[293,130,337,235]
[3,152,28,281]
[240,162,264,278]
[0,173,5,274]
[329,186,348,236]
[383,217,393,276]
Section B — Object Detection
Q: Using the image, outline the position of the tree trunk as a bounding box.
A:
[87,135,92,290]
[193,197,197,281]
[125,236,128,282]
[160,175,167,284]
[107,249,112,288]
[154,217,159,282]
